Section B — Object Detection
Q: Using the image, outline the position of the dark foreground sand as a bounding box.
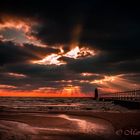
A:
[0,111,140,140]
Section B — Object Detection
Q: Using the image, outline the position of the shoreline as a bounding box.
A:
[0,110,140,129]
[0,111,140,140]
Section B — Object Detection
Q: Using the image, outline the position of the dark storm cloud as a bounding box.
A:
[24,44,59,56]
[0,0,92,51]
[0,0,140,93]
[0,41,60,66]
[0,0,139,48]
[0,41,39,65]
[0,61,104,91]
[5,63,103,81]
[5,63,67,80]
[0,72,65,91]
[0,65,67,91]
[67,54,140,75]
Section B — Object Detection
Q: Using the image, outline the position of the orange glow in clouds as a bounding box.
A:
[0,84,92,97]
[0,16,31,33]
[0,15,47,47]
[32,46,95,65]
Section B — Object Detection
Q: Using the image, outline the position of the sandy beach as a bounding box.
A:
[0,111,140,140]
[0,97,140,140]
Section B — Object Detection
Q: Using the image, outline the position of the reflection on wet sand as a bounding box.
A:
[58,114,114,135]
[0,113,117,140]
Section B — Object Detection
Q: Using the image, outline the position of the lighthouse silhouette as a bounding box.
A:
[94,88,99,100]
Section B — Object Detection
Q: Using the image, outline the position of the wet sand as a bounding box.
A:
[0,111,140,140]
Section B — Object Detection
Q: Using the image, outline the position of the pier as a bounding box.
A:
[98,89,140,109]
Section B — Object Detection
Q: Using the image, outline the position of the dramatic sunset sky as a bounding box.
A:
[0,0,139,97]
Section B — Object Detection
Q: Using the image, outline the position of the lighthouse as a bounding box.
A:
[94,88,99,100]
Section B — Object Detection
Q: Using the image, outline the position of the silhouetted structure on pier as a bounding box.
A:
[94,88,99,100]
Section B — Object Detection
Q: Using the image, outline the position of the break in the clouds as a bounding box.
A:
[0,0,140,96]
